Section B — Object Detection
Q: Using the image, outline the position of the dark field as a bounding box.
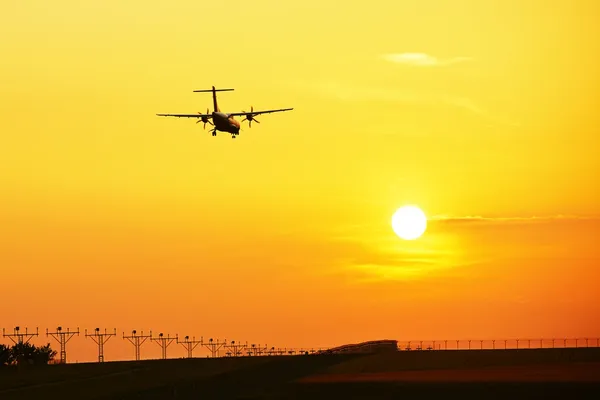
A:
[298,362,600,382]
[1,348,599,399]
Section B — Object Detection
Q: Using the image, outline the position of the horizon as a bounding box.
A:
[1,0,599,364]
[3,326,599,364]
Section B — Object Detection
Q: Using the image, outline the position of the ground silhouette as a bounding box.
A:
[0,347,598,399]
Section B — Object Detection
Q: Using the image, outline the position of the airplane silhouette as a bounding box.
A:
[156,86,293,139]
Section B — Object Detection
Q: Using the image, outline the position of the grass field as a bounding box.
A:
[286,381,600,400]
[1,348,599,399]
[297,362,600,383]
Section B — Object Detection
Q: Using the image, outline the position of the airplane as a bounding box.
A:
[156,86,293,139]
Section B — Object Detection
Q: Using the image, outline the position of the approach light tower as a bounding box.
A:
[85,328,116,363]
[3,326,39,344]
[151,333,176,360]
[203,338,226,358]
[247,343,262,356]
[224,340,247,357]
[123,330,152,361]
[46,327,79,364]
[250,344,268,356]
[177,335,203,358]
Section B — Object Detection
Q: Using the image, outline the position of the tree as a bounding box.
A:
[34,343,57,365]
[5,342,57,366]
[0,344,10,366]
[10,342,37,366]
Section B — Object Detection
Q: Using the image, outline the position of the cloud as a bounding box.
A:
[320,213,599,283]
[316,81,484,114]
[381,53,473,67]
[345,260,486,284]
[311,81,520,128]
[329,214,597,238]
[429,214,598,225]
[320,229,470,283]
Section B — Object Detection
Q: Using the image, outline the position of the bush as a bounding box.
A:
[0,342,57,366]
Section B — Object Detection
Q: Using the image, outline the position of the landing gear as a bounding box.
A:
[231,134,236,139]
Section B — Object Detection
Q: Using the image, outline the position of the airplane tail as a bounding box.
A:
[193,86,234,113]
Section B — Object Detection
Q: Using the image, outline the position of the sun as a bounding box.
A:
[391,205,427,240]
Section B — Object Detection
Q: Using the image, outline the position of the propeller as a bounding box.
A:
[241,106,260,127]
[196,108,213,129]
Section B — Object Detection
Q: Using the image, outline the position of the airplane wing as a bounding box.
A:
[156,113,212,118]
[227,108,293,117]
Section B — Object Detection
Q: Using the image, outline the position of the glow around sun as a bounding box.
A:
[391,205,427,240]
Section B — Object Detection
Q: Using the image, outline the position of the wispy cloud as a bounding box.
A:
[328,214,597,239]
[321,226,467,283]
[316,81,485,115]
[345,260,487,284]
[321,213,599,283]
[429,214,599,225]
[381,53,473,67]
[311,81,520,128]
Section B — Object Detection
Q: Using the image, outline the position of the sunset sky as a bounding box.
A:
[1,0,599,362]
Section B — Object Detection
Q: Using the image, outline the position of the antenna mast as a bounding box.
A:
[123,330,152,361]
[85,328,116,362]
[46,327,79,364]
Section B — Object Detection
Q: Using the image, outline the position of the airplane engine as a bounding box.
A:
[196,108,213,129]
[241,106,260,127]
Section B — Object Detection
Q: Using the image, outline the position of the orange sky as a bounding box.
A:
[1,0,599,362]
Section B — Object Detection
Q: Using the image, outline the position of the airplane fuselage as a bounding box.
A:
[212,112,240,134]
